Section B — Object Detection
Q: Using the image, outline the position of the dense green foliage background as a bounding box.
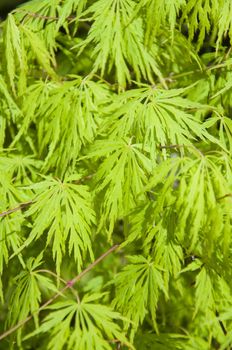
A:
[0,0,232,349]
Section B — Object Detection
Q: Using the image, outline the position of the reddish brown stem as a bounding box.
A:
[0,201,33,218]
[217,193,232,200]
[0,244,119,341]
[0,174,94,219]
[15,9,75,22]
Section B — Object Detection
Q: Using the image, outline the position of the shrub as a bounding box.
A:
[0,1,232,349]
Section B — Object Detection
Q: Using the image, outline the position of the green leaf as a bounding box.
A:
[20,25,57,79]
[8,253,57,345]
[113,255,167,334]
[85,138,152,238]
[75,0,165,87]
[3,14,23,92]
[11,176,96,274]
[100,86,215,161]
[25,293,132,350]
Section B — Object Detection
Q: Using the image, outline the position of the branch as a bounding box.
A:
[15,9,92,23]
[217,193,232,200]
[35,269,80,301]
[73,173,95,184]
[0,201,33,218]
[15,9,75,22]
[0,244,119,341]
[0,174,95,219]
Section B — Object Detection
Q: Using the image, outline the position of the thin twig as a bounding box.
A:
[73,173,95,184]
[0,201,33,218]
[35,269,80,301]
[15,9,75,22]
[217,193,232,200]
[35,269,69,286]
[0,244,119,341]
[0,174,94,220]
[15,9,92,23]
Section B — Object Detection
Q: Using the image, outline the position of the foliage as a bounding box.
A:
[0,0,232,349]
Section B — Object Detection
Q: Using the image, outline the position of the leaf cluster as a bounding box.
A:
[0,0,232,349]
